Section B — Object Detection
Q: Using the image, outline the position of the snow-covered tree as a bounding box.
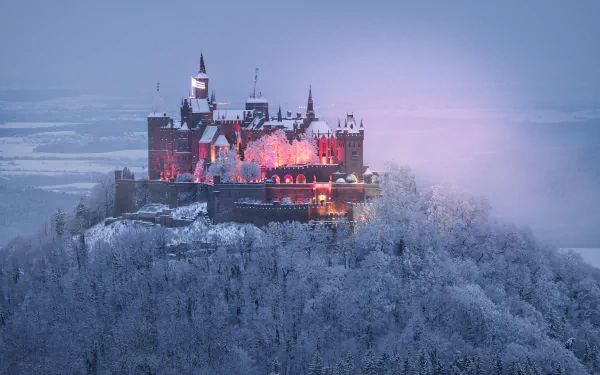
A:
[240,161,262,182]
[1,161,599,375]
[245,129,291,168]
[289,132,319,165]
[193,159,205,182]
[207,148,241,182]
[53,208,66,236]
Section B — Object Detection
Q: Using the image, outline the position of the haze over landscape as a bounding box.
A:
[3,2,600,374]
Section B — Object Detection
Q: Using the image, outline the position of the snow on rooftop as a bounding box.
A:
[199,126,218,143]
[263,119,302,131]
[307,120,335,137]
[213,134,230,147]
[345,117,361,133]
[191,98,210,113]
[363,167,372,175]
[148,111,168,118]
[195,72,209,79]
[179,121,190,131]
[246,96,268,104]
[213,109,248,121]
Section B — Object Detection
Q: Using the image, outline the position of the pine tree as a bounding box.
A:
[555,364,564,375]
[378,351,391,374]
[402,356,411,375]
[584,342,597,364]
[344,353,356,375]
[53,209,66,237]
[418,349,431,375]
[270,358,281,375]
[309,352,324,375]
[363,349,379,375]
[493,353,503,375]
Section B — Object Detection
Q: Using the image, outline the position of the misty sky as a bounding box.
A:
[1,0,599,246]
[1,0,598,109]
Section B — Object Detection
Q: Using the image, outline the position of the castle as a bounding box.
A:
[114,53,380,225]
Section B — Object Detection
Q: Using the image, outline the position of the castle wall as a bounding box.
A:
[265,164,339,183]
[114,170,380,226]
[209,181,267,224]
[330,183,365,203]
[266,184,314,203]
[114,178,209,217]
[234,202,309,226]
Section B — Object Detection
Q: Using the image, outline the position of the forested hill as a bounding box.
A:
[1,163,599,374]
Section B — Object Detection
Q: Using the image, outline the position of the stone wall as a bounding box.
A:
[234,202,309,226]
[114,169,381,226]
[265,164,339,183]
[114,177,209,217]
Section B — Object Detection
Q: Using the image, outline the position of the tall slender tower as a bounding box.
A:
[192,52,209,99]
[306,85,315,121]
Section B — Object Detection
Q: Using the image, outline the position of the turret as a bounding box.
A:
[210,90,217,111]
[336,113,364,180]
[192,51,209,99]
[306,85,315,121]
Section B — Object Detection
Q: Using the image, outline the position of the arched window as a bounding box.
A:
[296,174,306,184]
[352,151,358,160]
[271,174,280,184]
[284,174,293,183]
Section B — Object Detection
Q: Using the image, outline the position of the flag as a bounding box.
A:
[191,77,206,90]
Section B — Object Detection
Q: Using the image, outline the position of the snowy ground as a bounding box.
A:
[172,202,207,219]
[0,134,146,177]
[38,182,99,194]
[0,121,85,129]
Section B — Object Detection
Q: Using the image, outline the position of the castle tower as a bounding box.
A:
[192,52,209,99]
[306,85,315,121]
[336,113,365,181]
[147,82,172,179]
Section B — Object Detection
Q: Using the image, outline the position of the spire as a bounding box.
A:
[360,118,363,128]
[277,105,282,122]
[306,85,314,117]
[211,90,216,103]
[338,118,341,128]
[345,117,348,127]
[199,51,206,74]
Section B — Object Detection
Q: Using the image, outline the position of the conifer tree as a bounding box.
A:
[309,352,324,375]
[363,349,379,375]
[53,209,65,237]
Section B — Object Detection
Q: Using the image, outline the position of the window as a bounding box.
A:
[352,151,358,160]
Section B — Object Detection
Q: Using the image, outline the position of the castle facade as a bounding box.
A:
[114,53,379,225]
[147,53,368,183]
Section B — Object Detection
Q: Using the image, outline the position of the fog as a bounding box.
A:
[1,0,599,246]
